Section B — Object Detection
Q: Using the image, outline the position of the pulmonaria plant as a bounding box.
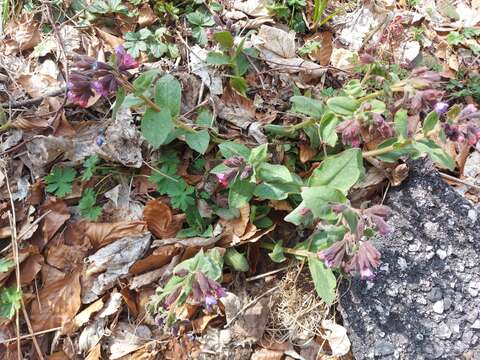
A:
[215,155,253,187]
[318,204,391,279]
[441,104,480,145]
[149,249,225,326]
[67,45,139,107]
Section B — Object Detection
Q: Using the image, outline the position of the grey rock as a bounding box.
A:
[374,340,395,356]
[340,160,480,359]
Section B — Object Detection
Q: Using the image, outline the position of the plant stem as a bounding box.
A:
[259,242,317,258]
[120,79,196,134]
[0,121,11,133]
[358,91,383,103]
[362,144,396,157]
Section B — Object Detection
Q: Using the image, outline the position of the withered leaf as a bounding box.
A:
[143,200,173,239]
[30,271,81,332]
[40,198,70,248]
[84,220,148,249]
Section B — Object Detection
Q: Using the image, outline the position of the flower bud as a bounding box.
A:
[434,102,449,115]
[239,165,253,180]
[223,156,245,168]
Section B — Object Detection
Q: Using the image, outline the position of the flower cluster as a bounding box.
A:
[163,271,226,311]
[67,46,139,107]
[336,119,361,147]
[318,204,391,279]
[216,156,253,187]
[441,104,480,145]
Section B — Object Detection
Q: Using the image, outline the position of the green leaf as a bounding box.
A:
[284,201,312,226]
[343,79,365,98]
[213,31,234,48]
[133,69,160,94]
[230,76,247,95]
[155,74,182,117]
[257,163,301,185]
[141,108,175,149]
[0,287,22,319]
[0,258,14,273]
[185,129,210,154]
[308,256,336,305]
[149,42,168,58]
[248,143,268,167]
[81,154,101,181]
[79,188,102,221]
[225,248,250,272]
[290,96,324,119]
[269,241,287,263]
[206,52,231,65]
[302,186,346,219]
[45,167,77,198]
[228,180,255,209]
[319,112,339,147]
[254,216,273,228]
[394,108,409,140]
[218,142,251,158]
[308,149,364,194]
[367,99,387,114]
[253,182,299,200]
[326,96,360,116]
[412,139,456,170]
[423,110,439,134]
[169,185,195,211]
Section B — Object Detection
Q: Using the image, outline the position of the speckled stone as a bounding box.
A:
[340,160,480,359]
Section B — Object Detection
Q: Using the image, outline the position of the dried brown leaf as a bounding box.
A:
[84,220,148,249]
[30,271,82,332]
[20,254,44,285]
[130,245,179,275]
[299,142,317,163]
[3,15,41,54]
[143,200,173,238]
[137,4,158,26]
[40,198,70,248]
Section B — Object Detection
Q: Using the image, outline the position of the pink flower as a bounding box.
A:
[115,45,139,71]
[318,239,347,269]
[67,71,95,107]
[216,169,237,187]
[345,241,381,279]
[336,119,361,148]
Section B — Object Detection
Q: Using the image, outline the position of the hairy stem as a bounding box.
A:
[259,242,317,258]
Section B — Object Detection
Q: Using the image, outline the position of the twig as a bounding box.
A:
[440,172,480,191]
[0,88,66,109]
[245,265,292,282]
[42,1,69,117]
[0,327,62,344]
[224,286,279,328]
[3,167,45,360]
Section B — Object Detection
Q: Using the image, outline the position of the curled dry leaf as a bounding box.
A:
[137,4,158,27]
[30,271,82,332]
[130,244,179,275]
[40,198,70,249]
[84,220,148,249]
[221,204,250,237]
[299,143,317,163]
[19,253,44,285]
[107,322,152,359]
[143,200,172,238]
[85,343,102,360]
[11,114,50,131]
[321,320,351,356]
[2,14,41,55]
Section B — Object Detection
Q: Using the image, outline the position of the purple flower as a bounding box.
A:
[434,102,449,115]
[442,123,461,142]
[336,119,361,148]
[373,114,393,138]
[318,239,347,269]
[194,272,226,310]
[115,45,139,71]
[364,205,393,235]
[92,73,118,97]
[95,135,105,147]
[67,71,95,107]
[345,241,381,279]
[216,168,237,187]
[205,295,217,308]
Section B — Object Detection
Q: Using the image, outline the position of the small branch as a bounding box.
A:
[0,88,66,109]
[0,327,62,344]
[440,172,480,191]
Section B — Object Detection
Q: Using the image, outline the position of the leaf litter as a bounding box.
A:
[0,0,479,359]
